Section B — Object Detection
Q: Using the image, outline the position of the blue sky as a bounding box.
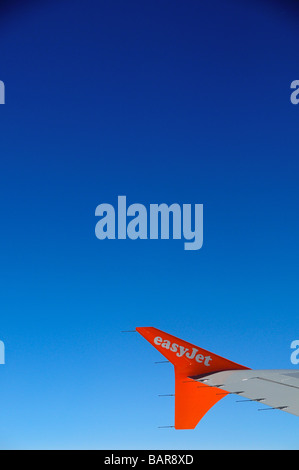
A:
[0,0,299,449]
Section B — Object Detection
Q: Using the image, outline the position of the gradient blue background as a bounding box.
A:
[0,0,299,449]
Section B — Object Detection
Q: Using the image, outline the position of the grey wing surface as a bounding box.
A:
[193,369,299,416]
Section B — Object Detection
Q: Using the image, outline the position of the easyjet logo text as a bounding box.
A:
[154,336,212,366]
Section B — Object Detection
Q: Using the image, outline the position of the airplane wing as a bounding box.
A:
[194,369,299,416]
[136,327,299,429]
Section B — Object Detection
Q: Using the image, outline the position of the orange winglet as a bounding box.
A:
[174,373,228,429]
[136,327,249,429]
